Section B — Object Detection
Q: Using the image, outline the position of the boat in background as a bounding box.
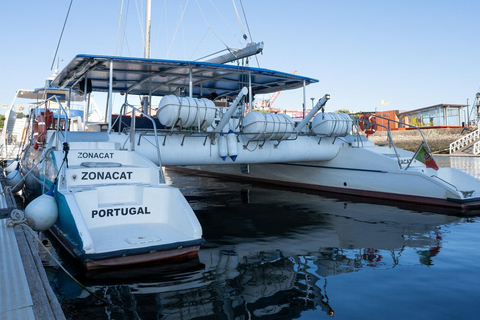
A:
[43,53,480,215]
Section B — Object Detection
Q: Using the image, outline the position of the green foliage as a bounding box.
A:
[0,115,4,129]
[16,112,25,119]
[335,109,351,114]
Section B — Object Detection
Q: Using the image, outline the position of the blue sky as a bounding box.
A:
[1,0,479,115]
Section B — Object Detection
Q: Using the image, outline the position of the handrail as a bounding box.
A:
[449,128,480,154]
[24,95,70,186]
[26,95,70,150]
[431,175,459,193]
[53,95,70,149]
[52,95,71,186]
[356,117,404,169]
[474,141,480,155]
[114,102,165,183]
[356,113,434,170]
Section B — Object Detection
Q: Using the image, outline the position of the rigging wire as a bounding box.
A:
[134,0,145,47]
[50,0,74,70]
[194,0,231,51]
[239,0,253,42]
[163,0,169,58]
[207,0,244,46]
[115,0,125,55]
[190,28,213,60]
[166,0,190,58]
[181,1,186,60]
[122,1,132,56]
[154,0,166,58]
[231,0,247,40]
[239,0,260,67]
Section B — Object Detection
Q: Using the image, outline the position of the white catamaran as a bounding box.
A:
[2,0,480,270]
[2,50,480,269]
[49,53,480,214]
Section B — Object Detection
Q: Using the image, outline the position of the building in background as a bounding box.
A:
[397,104,466,129]
[370,104,467,131]
[372,110,399,131]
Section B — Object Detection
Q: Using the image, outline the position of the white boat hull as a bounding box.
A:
[172,143,480,213]
[20,132,204,270]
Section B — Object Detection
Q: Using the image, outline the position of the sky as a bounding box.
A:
[1,0,479,116]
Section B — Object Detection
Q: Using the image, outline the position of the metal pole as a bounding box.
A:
[144,0,152,58]
[296,94,330,133]
[214,87,248,133]
[467,98,469,127]
[302,80,306,118]
[107,60,114,132]
[83,78,88,128]
[248,71,252,112]
[189,67,193,98]
[149,79,152,115]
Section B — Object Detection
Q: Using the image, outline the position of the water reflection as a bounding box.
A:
[44,170,467,319]
[436,155,480,179]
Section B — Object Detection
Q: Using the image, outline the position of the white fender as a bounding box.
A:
[218,133,227,161]
[25,188,58,232]
[227,130,238,161]
[5,166,24,193]
[5,159,18,174]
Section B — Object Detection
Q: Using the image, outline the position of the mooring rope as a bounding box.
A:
[6,210,123,309]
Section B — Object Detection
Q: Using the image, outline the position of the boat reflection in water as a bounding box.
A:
[45,170,460,319]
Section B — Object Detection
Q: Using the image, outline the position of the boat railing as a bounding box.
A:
[52,95,70,150]
[27,95,70,150]
[431,175,460,193]
[134,126,301,150]
[114,102,165,182]
[356,117,405,169]
[356,113,434,170]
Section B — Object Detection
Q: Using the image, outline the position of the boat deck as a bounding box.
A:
[90,223,193,252]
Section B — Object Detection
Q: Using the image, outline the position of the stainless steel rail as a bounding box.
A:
[114,102,165,183]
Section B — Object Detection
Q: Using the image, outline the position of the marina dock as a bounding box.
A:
[0,175,65,319]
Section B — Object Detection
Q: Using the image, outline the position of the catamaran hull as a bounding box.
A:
[48,225,203,270]
[173,145,480,214]
[178,165,480,211]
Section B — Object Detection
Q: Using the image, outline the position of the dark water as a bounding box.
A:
[42,157,480,319]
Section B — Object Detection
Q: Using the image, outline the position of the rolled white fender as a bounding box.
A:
[5,159,19,174]
[227,130,238,161]
[5,166,24,193]
[25,188,58,232]
[218,133,227,161]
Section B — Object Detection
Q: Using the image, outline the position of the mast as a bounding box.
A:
[144,0,152,59]
[142,0,152,114]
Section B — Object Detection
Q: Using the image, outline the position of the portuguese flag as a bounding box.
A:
[415,143,439,170]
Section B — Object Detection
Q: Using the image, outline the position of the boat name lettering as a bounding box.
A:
[81,171,133,180]
[77,152,114,159]
[399,158,411,165]
[92,207,151,218]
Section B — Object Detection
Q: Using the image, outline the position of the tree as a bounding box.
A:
[335,109,351,114]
